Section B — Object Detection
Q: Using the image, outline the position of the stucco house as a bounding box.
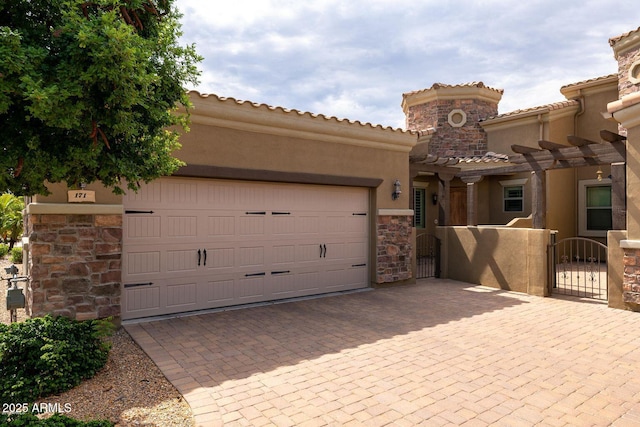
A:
[23,94,416,321]
[18,25,640,321]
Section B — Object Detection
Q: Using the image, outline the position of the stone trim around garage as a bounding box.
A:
[24,204,123,321]
[376,212,413,284]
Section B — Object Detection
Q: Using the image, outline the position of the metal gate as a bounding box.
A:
[416,233,440,278]
[548,237,608,301]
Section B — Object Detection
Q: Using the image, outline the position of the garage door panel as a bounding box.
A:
[238,246,265,268]
[166,249,199,272]
[296,271,321,293]
[206,183,236,207]
[126,216,161,239]
[167,215,198,237]
[124,285,161,313]
[271,273,296,296]
[237,275,266,300]
[125,250,161,275]
[272,244,296,264]
[296,244,323,263]
[208,216,235,236]
[201,278,235,305]
[166,281,198,309]
[296,216,320,234]
[164,181,199,207]
[272,215,296,235]
[125,181,162,205]
[239,216,265,235]
[122,178,370,320]
[204,247,234,270]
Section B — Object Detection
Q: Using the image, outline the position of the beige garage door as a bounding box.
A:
[121,178,369,319]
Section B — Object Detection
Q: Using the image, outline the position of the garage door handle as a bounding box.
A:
[197,249,201,266]
[323,244,327,258]
[245,272,266,277]
[271,270,290,275]
[203,249,207,266]
[319,244,324,258]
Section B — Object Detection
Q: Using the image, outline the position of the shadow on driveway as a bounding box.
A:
[125,280,527,389]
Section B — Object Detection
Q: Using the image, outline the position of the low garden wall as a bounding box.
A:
[436,226,551,296]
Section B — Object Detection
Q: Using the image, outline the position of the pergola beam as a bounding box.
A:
[600,129,627,143]
[538,140,566,150]
[511,144,542,154]
[567,135,600,146]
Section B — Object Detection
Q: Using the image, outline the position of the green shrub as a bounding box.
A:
[0,412,113,426]
[0,243,8,258]
[0,315,114,403]
[9,247,22,263]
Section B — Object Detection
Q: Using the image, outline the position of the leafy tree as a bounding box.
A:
[0,0,201,195]
[0,193,24,249]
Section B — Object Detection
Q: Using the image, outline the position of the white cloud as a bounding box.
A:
[175,0,640,128]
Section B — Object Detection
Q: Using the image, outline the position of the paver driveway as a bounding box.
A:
[124,279,640,426]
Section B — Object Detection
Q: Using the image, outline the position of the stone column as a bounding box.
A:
[24,204,123,320]
[376,209,414,285]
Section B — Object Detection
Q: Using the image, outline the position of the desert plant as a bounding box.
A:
[9,246,22,263]
[0,315,114,402]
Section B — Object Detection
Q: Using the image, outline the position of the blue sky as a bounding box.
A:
[174,0,640,129]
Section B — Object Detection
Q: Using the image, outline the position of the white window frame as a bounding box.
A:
[578,178,612,237]
[499,178,527,213]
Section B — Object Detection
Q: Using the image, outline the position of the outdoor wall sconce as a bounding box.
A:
[432,193,438,205]
[596,167,603,182]
[392,179,402,200]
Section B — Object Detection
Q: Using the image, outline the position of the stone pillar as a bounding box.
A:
[24,204,123,320]
[376,210,413,284]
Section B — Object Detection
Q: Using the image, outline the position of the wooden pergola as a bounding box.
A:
[410,130,627,229]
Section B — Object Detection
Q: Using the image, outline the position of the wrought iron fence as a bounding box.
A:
[548,237,607,301]
[416,233,440,278]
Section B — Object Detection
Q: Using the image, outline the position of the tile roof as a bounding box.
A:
[456,151,510,163]
[190,91,412,134]
[483,99,580,121]
[609,26,640,47]
[559,74,618,91]
[402,82,504,98]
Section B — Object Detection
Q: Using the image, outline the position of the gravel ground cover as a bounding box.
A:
[0,258,195,426]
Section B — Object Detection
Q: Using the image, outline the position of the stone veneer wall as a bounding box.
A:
[616,45,640,98]
[405,98,498,157]
[376,215,413,284]
[623,249,640,307]
[25,212,122,320]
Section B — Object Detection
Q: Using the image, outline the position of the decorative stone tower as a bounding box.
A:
[401,82,503,157]
[611,28,640,99]
[609,27,640,308]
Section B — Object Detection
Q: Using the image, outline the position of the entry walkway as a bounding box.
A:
[125,279,640,426]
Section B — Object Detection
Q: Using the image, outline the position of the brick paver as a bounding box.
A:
[124,279,640,426]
